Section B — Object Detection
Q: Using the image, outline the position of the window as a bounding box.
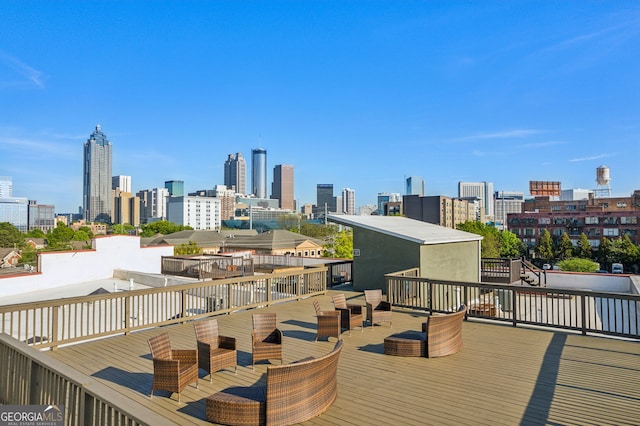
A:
[617,202,627,208]
[538,217,551,225]
[551,205,562,211]
[621,216,637,224]
[603,228,619,237]
[566,205,577,211]
[585,217,599,224]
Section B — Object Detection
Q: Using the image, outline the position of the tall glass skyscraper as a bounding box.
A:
[224,153,247,195]
[83,125,112,223]
[406,176,425,196]
[251,148,267,198]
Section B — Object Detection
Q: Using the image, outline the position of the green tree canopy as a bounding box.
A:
[499,230,526,258]
[330,230,353,259]
[535,229,554,260]
[0,222,24,248]
[174,241,203,255]
[25,228,46,238]
[556,233,574,261]
[557,257,599,272]
[140,221,193,237]
[456,221,501,258]
[575,233,592,259]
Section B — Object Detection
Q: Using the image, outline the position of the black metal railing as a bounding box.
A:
[386,269,640,340]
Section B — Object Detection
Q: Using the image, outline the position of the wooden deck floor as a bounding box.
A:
[48,288,640,425]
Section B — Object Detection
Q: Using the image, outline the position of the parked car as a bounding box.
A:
[611,263,624,274]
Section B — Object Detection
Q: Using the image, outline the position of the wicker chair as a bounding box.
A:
[252,313,283,369]
[147,332,199,402]
[422,304,467,358]
[364,289,392,328]
[331,293,363,335]
[194,319,237,382]
[313,299,341,342]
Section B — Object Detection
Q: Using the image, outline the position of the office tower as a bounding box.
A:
[458,181,494,219]
[0,197,28,232]
[224,153,247,195]
[213,185,236,221]
[165,180,184,197]
[0,176,12,198]
[83,125,113,223]
[27,200,55,232]
[251,149,267,198]
[112,189,140,226]
[342,188,356,215]
[112,175,131,193]
[406,176,425,196]
[271,165,294,210]
[316,184,335,213]
[136,188,169,223]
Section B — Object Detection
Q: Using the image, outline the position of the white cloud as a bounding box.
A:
[456,129,544,142]
[569,153,615,163]
[520,140,567,149]
[0,49,45,89]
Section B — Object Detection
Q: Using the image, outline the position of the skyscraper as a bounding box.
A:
[224,153,246,195]
[342,188,356,215]
[405,176,425,196]
[316,184,335,214]
[271,164,294,210]
[112,175,131,193]
[458,181,494,219]
[0,176,12,198]
[251,148,267,198]
[83,125,113,223]
[165,180,184,197]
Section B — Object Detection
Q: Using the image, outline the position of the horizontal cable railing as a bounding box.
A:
[0,266,327,350]
[386,269,640,340]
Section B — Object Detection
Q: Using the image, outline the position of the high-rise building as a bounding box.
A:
[165,180,184,197]
[224,153,247,195]
[83,125,113,223]
[0,197,28,232]
[136,188,169,223]
[28,200,55,232]
[405,176,425,196]
[494,191,524,230]
[251,149,267,198]
[0,176,12,198]
[167,195,221,230]
[271,165,294,210]
[316,184,335,214]
[212,185,236,221]
[458,181,494,220]
[112,175,131,193]
[112,189,140,226]
[377,192,401,215]
[342,188,356,215]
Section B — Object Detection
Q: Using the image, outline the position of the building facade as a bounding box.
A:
[165,180,184,197]
[251,148,267,198]
[137,188,169,224]
[27,200,55,232]
[403,195,477,228]
[0,197,28,232]
[271,164,294,210]
[316,184,335,216]
[377,192,401,216]
[112,175,131,193]
[167,196,221,230]
[224,153,246,195]
[112,189,141,226]
[342,188,356,215]
[83,125,113,223]
[494,191,524,230]
[459,181,494,220]
[405,176,425,196]
[0,176,12,198]
[213,185,236,221]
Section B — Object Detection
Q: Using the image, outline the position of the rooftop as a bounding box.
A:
[45,287,640,425]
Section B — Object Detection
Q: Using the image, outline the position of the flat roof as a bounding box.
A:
[328,215,483,245]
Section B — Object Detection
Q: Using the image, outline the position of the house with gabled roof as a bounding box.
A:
[328,215,482,292]
[0,248,21,268]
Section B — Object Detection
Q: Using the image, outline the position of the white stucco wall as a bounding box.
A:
[0,235,174,299]
[545,271,632,293]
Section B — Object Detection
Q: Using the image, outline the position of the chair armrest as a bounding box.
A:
[320,310,340,318]
[273,328,283,345]
[153,358,180,375]
[347,304,363,315]
[172,349,197,365]
[218,335,236,350]
[197,340,212,353]
[379,301,392,311]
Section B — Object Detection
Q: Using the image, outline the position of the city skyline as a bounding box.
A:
[1,2,639,213]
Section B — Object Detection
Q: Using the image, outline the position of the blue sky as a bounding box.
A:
[1,1,639,213]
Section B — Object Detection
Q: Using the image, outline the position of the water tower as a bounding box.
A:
[594,165,611,198]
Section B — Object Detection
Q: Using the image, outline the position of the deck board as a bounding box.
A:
[47,288,640,425]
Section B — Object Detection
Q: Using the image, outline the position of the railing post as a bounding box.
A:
[512,289,518,328]
[581,294,587,335]
[181,289,187,324]
[124,295,131,335]
[51,306,59,351]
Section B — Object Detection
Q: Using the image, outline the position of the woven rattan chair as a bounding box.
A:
[313,299,341,342]
[422,304,467,358]
[331,293,363,335]
[194,319,237,382]
[252,313,283,369]
[364,289,392,328]
[147,332,198,402]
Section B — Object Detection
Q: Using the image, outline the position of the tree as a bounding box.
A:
[456,221,501,258]
[140,221,192,237]
[0,222,24,248]
[557,257,599,272]
[536,229,554,261]
[174,241,203,255]
[277,214,302,232]
[596,237,613,268]
[72,230,90,241]
[331,230,353,259]
[25,228,46,238]
[499,230,526,258]
[556,233,574,261]
[575,233,592,259]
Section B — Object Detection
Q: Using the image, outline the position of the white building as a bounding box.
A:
[458,181,494,220]
[167,196,221,230]
[561,189,593,201]
[112,175,132,193]
[137,187,169,223]
[342,188,356,215]
[494,191,524,230]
